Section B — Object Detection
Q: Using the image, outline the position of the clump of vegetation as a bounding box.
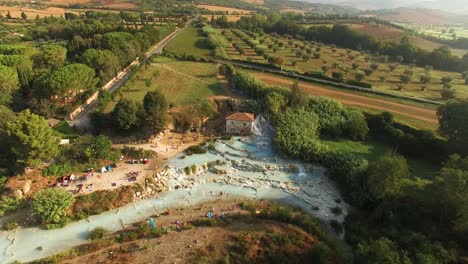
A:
[0,196,25,216]
[31,188,75,229]
[89,227,108,240]
[3,221,19,231]
[191,164,198,173]
[185,145,207,155]
[71,186,134,221]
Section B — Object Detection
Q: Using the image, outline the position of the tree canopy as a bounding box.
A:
[367,155,409,199]
[100,32,141,66]
[143,90,168,132]
[112,98,145,130]
[34,63,98,99]
[80,49,120,85]
[437,100,468,154]
[31,188,74,225]
[35,45,67,70]
[0,64,19,103]
[274,108,324,158]
[356,237,409,264]
[439,154,468,231]
[6,109,60,168]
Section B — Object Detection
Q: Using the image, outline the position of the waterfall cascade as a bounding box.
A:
[252,114,273,136]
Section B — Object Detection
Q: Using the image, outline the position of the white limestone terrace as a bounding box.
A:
[0,116,347,263]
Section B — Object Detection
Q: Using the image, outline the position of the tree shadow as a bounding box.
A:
[195,39,210,50]
[196,74,217,78]
[208,82,225,96]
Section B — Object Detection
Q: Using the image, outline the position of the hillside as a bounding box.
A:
[362,7,468,25]
[349,23,468,57]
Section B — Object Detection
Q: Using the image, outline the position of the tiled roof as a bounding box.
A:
[225,112,255,122]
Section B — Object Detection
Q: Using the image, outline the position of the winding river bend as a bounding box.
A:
[0,116,347,263]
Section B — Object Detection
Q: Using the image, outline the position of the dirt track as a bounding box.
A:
[254,72,438,124]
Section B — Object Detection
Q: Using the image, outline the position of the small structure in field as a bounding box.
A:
[225,112,255,135]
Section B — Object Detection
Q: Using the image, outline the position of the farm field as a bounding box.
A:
[279,8,306,14]
[241,0,264,4]
[196,4,253,14]
[0,6,73,19]
[399,24,468,40]
[202,14,249,22]
[0,4,139,19]
[97,2,138,10]
[222,28,468,102]
[106,58,226,112]
[251,71,439,130]
[164,26,212,57]
[43,0,91,4]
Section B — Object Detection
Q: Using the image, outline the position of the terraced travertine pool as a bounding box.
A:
[0,116,347,263]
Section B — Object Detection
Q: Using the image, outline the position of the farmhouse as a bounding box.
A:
[225,112,255,135]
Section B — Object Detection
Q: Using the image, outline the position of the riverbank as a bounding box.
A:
[34,200,345,264]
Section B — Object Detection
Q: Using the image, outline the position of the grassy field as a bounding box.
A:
[399,24,468,40]
[164,26,212,58]
[222,28,468,102]
[53,120,79,137]
[322,139,439,180]
[352,105,438,131]
[107,58,226,112]
[196,4,253,14]
[0,6,73,19]
[322,138,438,201]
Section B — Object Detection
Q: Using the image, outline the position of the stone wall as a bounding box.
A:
[226,120,253,135]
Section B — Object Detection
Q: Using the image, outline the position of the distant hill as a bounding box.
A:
[409,0,468,14]
[361,7,468,25]
[302,0,468,15]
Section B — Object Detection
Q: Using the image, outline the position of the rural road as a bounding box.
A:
[217,60,439,124]
[70,17,196,132]
[254,72,438,124]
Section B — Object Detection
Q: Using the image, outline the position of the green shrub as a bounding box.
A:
[307,242,332,263]
[185,145,207,155]
[32,189,74,226]
[3,221,18,230]
[43,163,78,177]
[89,227,108,240]
[191,218,219,227]
[0,196,25,216]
